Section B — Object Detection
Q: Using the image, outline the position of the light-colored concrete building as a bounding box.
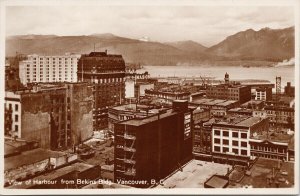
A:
[5,92,21,138]
[19,54,80,85]
[212,116,269,159]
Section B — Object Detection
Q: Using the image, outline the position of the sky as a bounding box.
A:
[5,6,294,47]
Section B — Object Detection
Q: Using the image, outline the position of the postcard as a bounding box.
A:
[0,0,298,195]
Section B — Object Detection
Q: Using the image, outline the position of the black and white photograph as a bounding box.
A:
[0,0,298,195]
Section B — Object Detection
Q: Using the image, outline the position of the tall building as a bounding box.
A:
[4,83,93,149]
[114,100,194,187]
[284,82,295,97]
[206,73,251,104]
[77,51,126,130]
[255,87,272,101]
[19,54,80,85]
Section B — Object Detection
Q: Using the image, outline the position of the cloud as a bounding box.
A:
[5,6,294,46]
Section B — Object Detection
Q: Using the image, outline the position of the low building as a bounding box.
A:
[4,83,93,149]
[249,130,294,161]
[227,108,253,116]
[4,148,78,187]
[114,100,194,187]
[206,73,251,104]
[145,89,190,105]
[264,106,294,129]
[7,162,99,189]
[211,116,269,165]
[240,100,264,110]
[190,98,239,117]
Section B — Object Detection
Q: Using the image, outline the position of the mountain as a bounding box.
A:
[6,26,295,66]
[165,40,207,53]
[6,34,211,65]
[207,27,294,61]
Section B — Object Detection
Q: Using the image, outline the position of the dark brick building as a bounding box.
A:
[77,51,126,130]
[206,73,251,104]
[114,100,194,187]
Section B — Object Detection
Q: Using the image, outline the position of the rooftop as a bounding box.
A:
[250,129,294,148]
[119,110,175,127]
[191,98,237,107]
[236,116,265,127]
[214,116,266,128]
[5,148,65,171]
[8,162,95,189]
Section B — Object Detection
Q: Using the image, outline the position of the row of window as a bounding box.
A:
[7,103,19,111]
[214,130,247,138]
[214,146,247,155]
[214,138,247,147]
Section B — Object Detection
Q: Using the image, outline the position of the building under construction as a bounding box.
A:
[77,51,126,130]
[114,100,194,187]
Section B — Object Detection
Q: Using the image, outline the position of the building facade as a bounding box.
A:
[145,89,190,105]
[206,73,251,104]
[114,101,194,187]
[211,116,269,165]
[19,54,80,85]
[255,87,272,101]
[77,52,126,130]
[4,83,93,150]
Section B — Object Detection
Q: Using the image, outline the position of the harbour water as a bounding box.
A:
[139,66,295,86]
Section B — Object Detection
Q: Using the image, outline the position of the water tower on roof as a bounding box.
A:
[224,72,229,85]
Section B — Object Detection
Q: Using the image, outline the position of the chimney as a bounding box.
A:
[105,49,107,54]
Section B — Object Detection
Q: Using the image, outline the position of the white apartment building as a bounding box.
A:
[19,54,80,85]
[211,116,269,159]
[212,125,250,157]
[5,91,21,138]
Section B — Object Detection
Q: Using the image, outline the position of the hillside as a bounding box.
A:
[6,26,295,65]
[206,27,294,61]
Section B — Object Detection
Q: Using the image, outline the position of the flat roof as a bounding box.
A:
[119,110,176,127]
[215,100,237,106]
[8,162,94,189]
[204,99,226,105]
[213,116,265,128]
[235,117,264,127]
[5,148,65,171]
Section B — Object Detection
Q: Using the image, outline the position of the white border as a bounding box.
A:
[0,0,299,195]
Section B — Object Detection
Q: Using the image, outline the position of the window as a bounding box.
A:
[241,150,247,156]
[9,104,12,110]
[241,142,247,147]
[223,139,229,145]
[232,132,238,138]
[214,146,220,152]
[223,147,229,153]
[15,104,18,111]
[232,140,239,146]
[241,133,247,139]
[223,131,229,137]
[214,130,220,135]
[214,138,220,144]
[15,125,18,132]
[15,115,18,122]
[232,148,239,154]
